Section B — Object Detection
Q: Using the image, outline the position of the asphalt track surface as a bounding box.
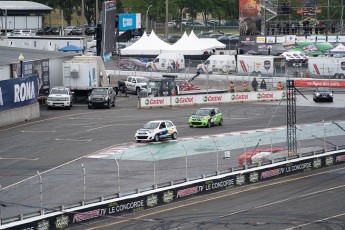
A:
[0,90,345,225]
[68,164,345,230]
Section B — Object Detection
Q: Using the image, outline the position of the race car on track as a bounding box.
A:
[135,120,178,142]
[189,107,223,128]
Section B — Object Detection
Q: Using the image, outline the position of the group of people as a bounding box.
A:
[229,78,284,92]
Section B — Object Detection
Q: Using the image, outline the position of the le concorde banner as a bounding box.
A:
[294,79,345,88]
[7,151,345,229]
[0,74,38,111]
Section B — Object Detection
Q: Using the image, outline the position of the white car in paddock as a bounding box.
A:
[135,120,178,142]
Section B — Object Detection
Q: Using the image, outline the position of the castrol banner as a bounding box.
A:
[139,91,285,108]
[295,80,345,88]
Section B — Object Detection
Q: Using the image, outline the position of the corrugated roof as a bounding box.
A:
[0,1,52,11]
[0,46,77,66]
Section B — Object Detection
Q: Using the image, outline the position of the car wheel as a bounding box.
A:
[66,106,71,110]
[154,134,160,142]
[207,120,211,128]
[47,106,51,110]
[172,132,177,140]
[88,105,92,109]
[219,118,223,126]
[330,98,333,102]
[147,66,153,72]
[189,125,193,128]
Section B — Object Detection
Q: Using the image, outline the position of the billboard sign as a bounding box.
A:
[102,1,116,61]
[119,13,141,31]
[0,74,38,111]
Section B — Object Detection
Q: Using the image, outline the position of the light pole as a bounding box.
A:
[18,53,24,77]
[146,5,152,32]
[323,120,326,151]
[165,0,169,40]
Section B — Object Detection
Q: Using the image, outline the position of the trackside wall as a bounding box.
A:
[138,90,286,108]
[3,149,345,230]
[0,103,40,127]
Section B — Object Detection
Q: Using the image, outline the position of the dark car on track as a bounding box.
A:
[117,58,146,71]
[85,26,95,36]
[313,87,334,102]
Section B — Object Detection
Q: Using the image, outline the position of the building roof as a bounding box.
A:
[0,1,52,11]
[0,46,77,66]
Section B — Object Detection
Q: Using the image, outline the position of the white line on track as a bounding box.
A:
[86,125,115,132]
[21,130,56,133]
[54,138,92,142]
[0,157,39,161]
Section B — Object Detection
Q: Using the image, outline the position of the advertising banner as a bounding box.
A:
[140,97,170,108]
[102,1,116,61]
[294,79,345,88]
[239,0,262,36]
[0,74,38,111]
[119,13,141,31]
[11,59,49,96]
[173,95,197,106]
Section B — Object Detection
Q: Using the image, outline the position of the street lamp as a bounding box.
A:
[146,5,152,32]
[18,53,24,77]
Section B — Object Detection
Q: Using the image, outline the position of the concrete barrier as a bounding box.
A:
[0,103,40,127]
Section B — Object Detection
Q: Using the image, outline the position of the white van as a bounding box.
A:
[197,55,236,74]
[146,53,185,73]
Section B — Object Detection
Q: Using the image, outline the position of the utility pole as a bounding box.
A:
[96,0,99,24]
[165,0,168,40]
[82,0,85,35]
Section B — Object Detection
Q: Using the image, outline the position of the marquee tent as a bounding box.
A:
[121,31,172,55]
[329,44,345,54]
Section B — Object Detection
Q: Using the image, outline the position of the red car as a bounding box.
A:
[176,80,201,91]
[117,58,146,71]
[238,147,287,166]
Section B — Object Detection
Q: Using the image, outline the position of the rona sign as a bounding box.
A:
[0,74,38,111]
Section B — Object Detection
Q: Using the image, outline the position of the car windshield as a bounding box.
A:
[143,121,160,129]
[137,78,149,83]
[91,88,107,95]
[317,88,331,92]
[195,109,211,116]
[50,88,68,94]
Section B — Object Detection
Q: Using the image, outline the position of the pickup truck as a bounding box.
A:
[47,86,73,110]
[118,76,150,94]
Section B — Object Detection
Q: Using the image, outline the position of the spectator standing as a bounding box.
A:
[260,79,267,91]
[291,22,295,34]
[252,78,258,91]
[296,22,300,35]
[266,23,270,35]
[277,81,284,90]
[331,22,336,34]
[229,81,235,92]
[271,24,275,35]
[171,60,176,72]
[243,81,249,92]
[277,23,281,35]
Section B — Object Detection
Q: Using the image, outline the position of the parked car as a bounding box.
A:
[117,58,146,71]
[35,29,45,36]
[71,27,83,35]
[88,87,116,109]
[64,26,77,35]
[167,35,181,44]
[47,86,74,110]
[313,87,334,102]
[189,108,223,128]
[135,120,178,142]
[85,26,95,36]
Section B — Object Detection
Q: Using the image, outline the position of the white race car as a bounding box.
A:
[135,120,178,142]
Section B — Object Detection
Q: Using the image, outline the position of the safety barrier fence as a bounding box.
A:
[1,121,345,229]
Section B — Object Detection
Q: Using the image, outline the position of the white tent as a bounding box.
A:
[330,44,345,54]
[121,31,171,55]
[163,31,208,55]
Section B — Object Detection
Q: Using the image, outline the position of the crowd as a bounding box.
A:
[229,78,284,92]
[265,21,337,36]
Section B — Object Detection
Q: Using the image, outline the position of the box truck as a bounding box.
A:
[237,55,286,76]
[62,56,111,100]
[146,53,185,73]
[197,55,237,74]
[308,56,345,79]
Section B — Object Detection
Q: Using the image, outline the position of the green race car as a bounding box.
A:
[189,107,223,128]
